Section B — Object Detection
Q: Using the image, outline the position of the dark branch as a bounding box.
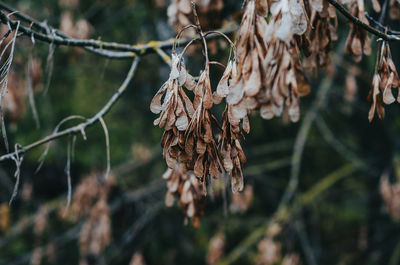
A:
[365,13,400,35]
[326,0,400,41]
[0,3,238,59]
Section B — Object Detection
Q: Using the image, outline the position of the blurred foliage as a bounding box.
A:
[0,0,400,265]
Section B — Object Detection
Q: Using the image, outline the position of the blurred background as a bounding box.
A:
[0,0,400,264]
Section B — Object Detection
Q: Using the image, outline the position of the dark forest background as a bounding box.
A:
[1,0,400,265]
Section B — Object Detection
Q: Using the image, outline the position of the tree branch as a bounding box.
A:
[217,163,356,265]
[326,0,400,41]
[0,3,238,59]
[0,56,140,162]
[364,13,400,35]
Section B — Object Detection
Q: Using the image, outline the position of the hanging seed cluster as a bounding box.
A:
[389,0,400,19]
[368,41,400,122]
[167,0,224,36]
[151,0,400,221]
[344,0,371,62]
[303,0,338,74]
[163,164,205,226]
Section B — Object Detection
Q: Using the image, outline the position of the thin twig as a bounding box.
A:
[326,0,400,41]
[0,6,238,59]
[0,56,140,162]
[43,28,56,94]
[295,219,318,265]
[364,13,400,35]
[217,164,356,265]
[64,137,72,210]
[99,117,111,179]
[9,144,24,205]
[35,115,86,174]
[3,177,164,265]
[26,43,40,128]
[279,39,346,207]
[378,0,390,24]
[315,116,368,171]
[279,73,334,207]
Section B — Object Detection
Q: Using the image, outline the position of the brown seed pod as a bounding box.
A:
[368,41,400,122]
[390,0,400,20]
[167,0,223,36]
[227,0,310,124]
[344,0,371,63]
[151,53,196,171]
[303,0,338,74]
[163,164,206,226]
[187,64,224,183]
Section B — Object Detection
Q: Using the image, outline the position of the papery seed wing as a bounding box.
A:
[203,76,214,109]
[383,72,396,104]
[178,66,187,86]
[377,97,385,120]
[235,139,247,164]
[196,139,206,155]
[167,177,179,194]
[260,104,274,120]
[180,89,195,117]
[368,75,380,122]
[216,61,232,97]
[162,168,173,180]
[222,144,233,172]
[194,155,204,178]
[242,115,250,134]
[176,114,189,131]
[227,79,244,105]
[150,93,164,114]
[276,13,293,43]
[371,0,381,12]
[311,0,323,12]
[288,99,300,122]
[244,50,261,96]
[290,0,307,35]
[230,101,247,122]
[187,202,195,217]
[165,192,175,207]
[150,82,168,114]
[209,160,221,178]
[213,92,224,104]
[231,169,244,193]
[165,148,177,169]
[170,54,180,79]
[351,38,362,63]
[153,116,161,126]
[178,0,192,14]
[204,120,213,143]
[185,73,197,91]
[185,134,194,155]
[181,180,193,204]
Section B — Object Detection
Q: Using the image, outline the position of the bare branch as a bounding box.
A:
[99,117,111,179]
[26,43,40,128]
[9,144,24,205]
[65,137,72,210]
[217,163,356,265]
[43,28,56,94]
[326,0,400,41]
[279,76,333,207]
[278,39,347,207]
[0,56,140,163]
[365,13,400,35]
[35,115,86,174]
[0,3,238,59]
